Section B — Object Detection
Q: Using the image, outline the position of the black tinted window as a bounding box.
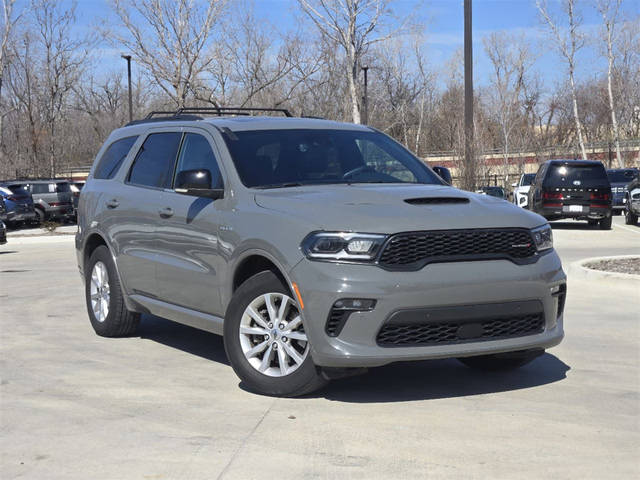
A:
[94,136,139,180]
[128,133,181,188]
[224,129,441,188]
[607,169,638,183]
[31,184,49,194]
[56,182,71,193]
[174,133,223,188]
[545,163,608,187]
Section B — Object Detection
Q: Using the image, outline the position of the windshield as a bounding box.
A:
[6,184,30,197]
[607,169,638,183]
[521,173,535,186]
[545,164,608,187]
[223,129,442,188]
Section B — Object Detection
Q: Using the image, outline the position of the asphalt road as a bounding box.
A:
[1,216,639,479]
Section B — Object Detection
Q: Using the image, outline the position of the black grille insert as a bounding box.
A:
[378,228,537,270]
[377,313,545,347]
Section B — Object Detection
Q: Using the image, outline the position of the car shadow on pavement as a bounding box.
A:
[318,353,570,403]
[138,314,230,366]
[549,221,598,230]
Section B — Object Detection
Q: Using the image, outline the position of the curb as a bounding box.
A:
[569,255,640,288]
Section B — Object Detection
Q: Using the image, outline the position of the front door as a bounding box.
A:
[155,130,226,316]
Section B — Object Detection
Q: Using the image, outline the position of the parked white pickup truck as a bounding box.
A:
[512,173,536,209]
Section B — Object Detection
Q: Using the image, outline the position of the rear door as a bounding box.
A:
[155,129,226,316]
[107,130,182,298]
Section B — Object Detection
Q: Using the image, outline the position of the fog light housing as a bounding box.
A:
[325,298,377,337]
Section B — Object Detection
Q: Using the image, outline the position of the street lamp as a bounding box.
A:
[121,54,133,123]
[361,65,369,125]
[464,0,474,190]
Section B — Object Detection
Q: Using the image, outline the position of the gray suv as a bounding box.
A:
[76,107,566,396]
[8,179,74,222]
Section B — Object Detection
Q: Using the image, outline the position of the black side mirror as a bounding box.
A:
[175,169,224,200]
[433,166,452,185]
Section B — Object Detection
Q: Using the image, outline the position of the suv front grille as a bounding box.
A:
[378,228,537,270]
[377,313,544,347]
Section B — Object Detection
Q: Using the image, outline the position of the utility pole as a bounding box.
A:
[361,66,369,125]
[121,54,133,123]
[464,0,474,190]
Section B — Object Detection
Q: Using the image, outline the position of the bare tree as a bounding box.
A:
[297,0,405,124]
[0,0,20,157]
[110,0,227,108]
[596,0,623,167]
[483,32,534,176]
[536,0,588,160]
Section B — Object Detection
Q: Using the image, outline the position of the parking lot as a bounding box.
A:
[1,217,638,479]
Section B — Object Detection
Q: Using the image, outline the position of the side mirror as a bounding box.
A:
[175,169,224,200]
[511,182,518,188]
[433,166,452,185]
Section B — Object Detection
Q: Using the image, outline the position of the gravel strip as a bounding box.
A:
[584,257,640,275]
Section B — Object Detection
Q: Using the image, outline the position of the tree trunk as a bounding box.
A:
[568,66,587,160]
[605,22,623,168]
[348,52,361,124]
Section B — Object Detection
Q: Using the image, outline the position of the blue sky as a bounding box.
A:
[25,0,640,89]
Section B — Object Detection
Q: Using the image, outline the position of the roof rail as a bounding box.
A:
[147,106,293,119]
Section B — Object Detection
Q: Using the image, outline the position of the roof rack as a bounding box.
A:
[125,106,293,127]
[147,106,293,119]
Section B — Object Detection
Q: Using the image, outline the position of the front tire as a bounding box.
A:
[223,271,326,397]
[458,349,544,371]
[85,245,139,337]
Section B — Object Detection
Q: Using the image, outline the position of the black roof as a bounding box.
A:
[543,159,604,166]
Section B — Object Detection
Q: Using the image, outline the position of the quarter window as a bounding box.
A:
[94,136,139,180]
[128,133,182,188]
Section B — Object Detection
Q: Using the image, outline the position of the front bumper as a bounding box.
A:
[290,252,565,367]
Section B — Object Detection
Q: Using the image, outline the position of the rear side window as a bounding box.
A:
[32,184,49,194]
[93,136,139,180]
[174,133,223,188]
[128,133,182,188]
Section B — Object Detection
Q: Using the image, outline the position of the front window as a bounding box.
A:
[223,129,442,188]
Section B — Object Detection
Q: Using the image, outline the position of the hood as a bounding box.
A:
[254,184,546,232]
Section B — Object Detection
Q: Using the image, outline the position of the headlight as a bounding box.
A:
[531,224,553,252]
[301,232,387,262]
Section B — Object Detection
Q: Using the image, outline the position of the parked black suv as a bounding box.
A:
[528,160,612,229]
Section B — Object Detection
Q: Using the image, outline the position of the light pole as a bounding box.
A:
[121,54,133,123]
[361,66,369,125]
[464,0,474,190]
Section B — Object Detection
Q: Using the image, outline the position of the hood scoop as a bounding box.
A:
[404,197,470,205]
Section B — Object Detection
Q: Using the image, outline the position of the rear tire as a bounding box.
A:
[35,208,45,224]
[587,219,598,227]
[223,271,327,397]
[85,245,139,337]
[458,349,544,371]
[625,206,638,225]
[599,215,612,230]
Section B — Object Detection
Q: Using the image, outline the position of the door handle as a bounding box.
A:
[158,207,174,218]
[106,199,119,209]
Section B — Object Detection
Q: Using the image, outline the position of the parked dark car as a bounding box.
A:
[528,160,612,229]
[7,179,74,223]
[0,183,38,228]
[624,172,640,226]
[607,168,639,215]
[476,186,507,200]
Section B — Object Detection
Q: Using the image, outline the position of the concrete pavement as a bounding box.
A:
[0,216,638,479]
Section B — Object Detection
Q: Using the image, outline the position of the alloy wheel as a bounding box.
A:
[239,293,309,377]
[90,261,110,322]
